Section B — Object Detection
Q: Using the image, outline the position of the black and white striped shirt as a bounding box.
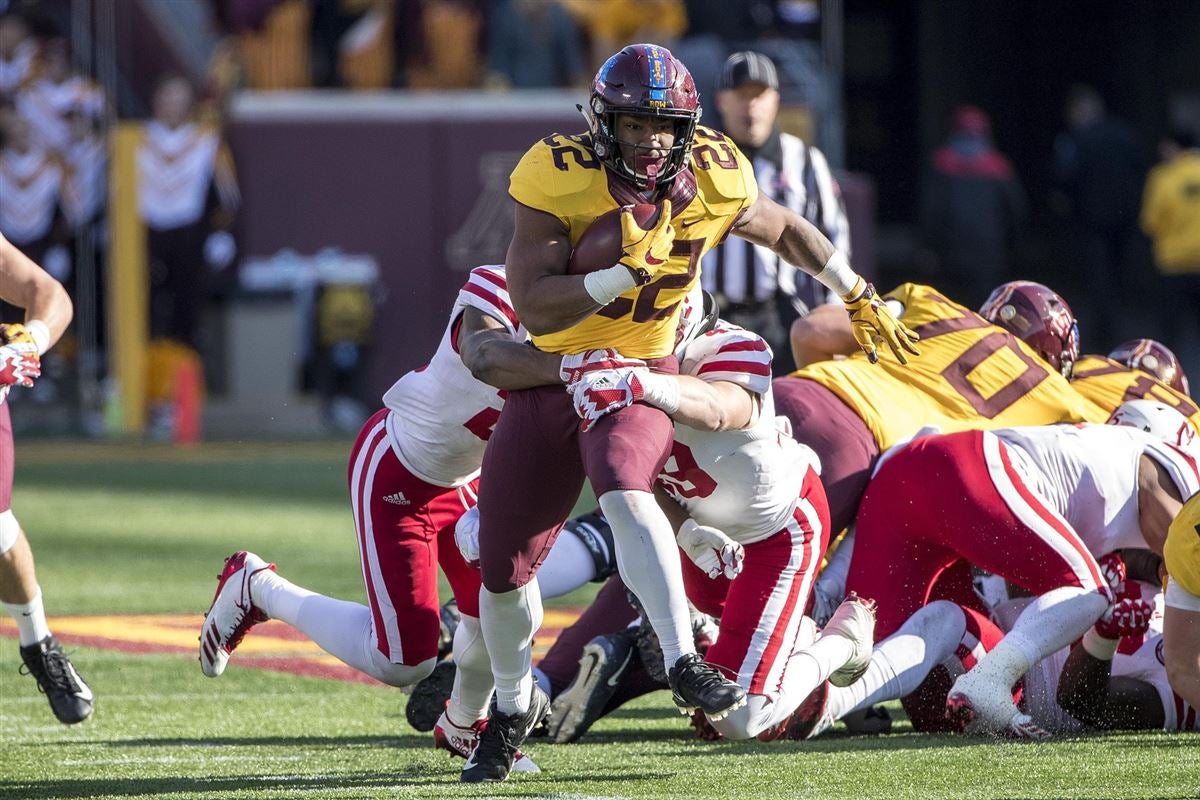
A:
[702,131,850,312]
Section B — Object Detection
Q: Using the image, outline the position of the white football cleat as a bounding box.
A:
[199,551,274,678]
[433,711,539,773]
[945,669,1051,740]
[822,592,877,688]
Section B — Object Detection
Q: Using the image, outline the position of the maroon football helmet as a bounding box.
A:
[583,43,701,193]
[1109,339,1191,395]
[979,281,1081,378]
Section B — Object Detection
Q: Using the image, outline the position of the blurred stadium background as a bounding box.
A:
[0,0,1195,441]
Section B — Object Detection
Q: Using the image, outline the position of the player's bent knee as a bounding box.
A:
[706,700,763,741]
[370,655,436,688]
[0,510,20,556]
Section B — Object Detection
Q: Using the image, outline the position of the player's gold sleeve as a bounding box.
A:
[1166,491,1200,597]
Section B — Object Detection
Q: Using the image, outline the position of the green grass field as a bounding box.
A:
[1,442,1198,800]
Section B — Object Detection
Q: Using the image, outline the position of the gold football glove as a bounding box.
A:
[618,200,675,284]
[843,280,921,365]
[0,322,38,353]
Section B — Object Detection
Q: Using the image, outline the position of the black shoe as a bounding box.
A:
[19,636,94,724]
[406,659,456,732]
[546,628,635,743]
[668,654,745,721]
[460,686,550,783]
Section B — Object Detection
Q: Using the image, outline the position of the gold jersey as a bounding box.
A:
[508,126,757,358]
[1070,354,1200,430]
[795,283,1104,450]
[1166,490,1200,597]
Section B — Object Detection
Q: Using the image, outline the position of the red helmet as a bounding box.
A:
[979,281,1080,378]
[583,43,701,193]
[1109,339,1191,395]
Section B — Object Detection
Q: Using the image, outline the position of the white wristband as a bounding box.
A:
[1080,628,1119,661]
[583,265,639,306]
[26,320,50,355]
[814,251,861,299]
[638,371,681,415]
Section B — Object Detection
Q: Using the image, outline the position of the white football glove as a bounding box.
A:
[0,343,41,389]
[454,506,481,568]
[569,366,647,432]
[559,348,646,385]
[678,518,744,580]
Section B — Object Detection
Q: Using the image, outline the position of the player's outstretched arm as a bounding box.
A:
[641,373,758,432]
[733,195,919,364]
[1164,605,1200,709]
[457,307,562,390]
[790,304,859,368]
[1137,455,1184,554]
[0,233,73,351]
[1056,600,1164,730]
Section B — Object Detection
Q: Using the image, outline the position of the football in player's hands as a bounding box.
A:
[567,203,661,275]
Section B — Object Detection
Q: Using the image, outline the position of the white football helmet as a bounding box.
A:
[1107,399,1198,454]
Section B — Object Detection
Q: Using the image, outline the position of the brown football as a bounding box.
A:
[566,203,662,275]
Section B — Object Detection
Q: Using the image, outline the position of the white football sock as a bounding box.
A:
[972,586,1108,689]
[536,532,596,599]
[250,569,315,624]
[598,490,694,669]
[826,600,966,720]
[447,614,493,724]
[287,592,432,687]
[481,579,543,715]
[4,588,51,646]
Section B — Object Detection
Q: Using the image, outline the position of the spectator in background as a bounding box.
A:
[1141,127,1200,351]
[0,13,35,99]
[918,105,1026,308]
[14,37,103,156]
[0,109,65,273]
[702,51,849,376]
[486,0,586,89]
[403,0,485,89]
[1053,85,1147,345]
[562,0,687,72]
[137,75,239,438]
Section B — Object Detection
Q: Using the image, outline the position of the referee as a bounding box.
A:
[703,51,850,375]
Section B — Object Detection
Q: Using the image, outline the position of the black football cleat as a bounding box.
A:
[460,685,550,783]
[19,635,94,725]
[546,628,635,743]
[406,659,457,732]
[668,654,746,721]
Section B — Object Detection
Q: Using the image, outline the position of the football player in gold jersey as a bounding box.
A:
[1164,491,1200,710]
[1071,338,1199,431]
[466,43,916,783]
[780,280,1102,537]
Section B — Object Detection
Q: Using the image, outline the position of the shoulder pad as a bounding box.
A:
[690,127,759,207]
[681,322,772,394]
[458,265,520,335]
[509,134,606,216]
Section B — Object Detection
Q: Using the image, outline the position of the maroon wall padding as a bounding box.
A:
[228,113,580,399]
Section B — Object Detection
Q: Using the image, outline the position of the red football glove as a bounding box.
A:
[1094,597,1154,640]
[0,343,40,389]
[1098,552,1126,595]
[559,348,646,385]
[569,367,646,432]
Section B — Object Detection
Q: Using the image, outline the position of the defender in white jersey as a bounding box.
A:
[199,266,599,767]
[563,319,876,741]
[845,413,1200,737]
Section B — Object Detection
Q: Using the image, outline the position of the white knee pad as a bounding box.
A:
[369,653,436,689]
[0,510,19,556]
